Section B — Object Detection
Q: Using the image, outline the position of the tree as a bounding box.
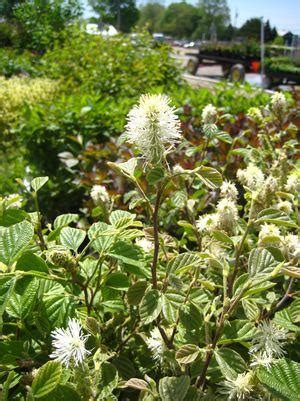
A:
[159,2,200,39]
[239,18,278,42]
[138,2,165,33]
[13,0,82,51]
[0,0,25,19]
[88,0,139,32]
[195,0,230,40]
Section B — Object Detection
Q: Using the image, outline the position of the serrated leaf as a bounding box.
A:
[215,348,247,380]
[158,376,190,401]
[42,293,75,328]
[105,272,129,291]
[172,191,187,208]
[6,277,39,319]
[31,176,49,192]
[0,276,17,330]
[212,230,234,245]
[109,210,137,229]
[140,289,162,324]
[39,384,81,401]
[176,344,201,364]
[162,291,185,323]
[146,167,165,185]
[196,166,222,189]
[167,253,201,274]
[31,361,62,398]
[257,358,300,400]
[54,214,79,230]
[0,221,34,266]
[248,248,275,278]
[60,227,86,252]
[98,362,118,398]
[256,208,297,228]
[16,251,48,273]
[88,222,115,253]
[127,281,148,305]
[125,378,148,390]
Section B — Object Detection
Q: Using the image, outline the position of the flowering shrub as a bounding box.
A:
[0,92,299,400]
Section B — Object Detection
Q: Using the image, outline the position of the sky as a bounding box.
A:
[83,0,300,35]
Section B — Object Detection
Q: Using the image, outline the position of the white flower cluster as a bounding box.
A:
[3,194,23,209]
[250,321,288,368]
[220,180,238,202]
[90,185,109,205]
[146,327,167,363]
[197,181,239,235]
[135,237,153,253]
[247,107,263,123]
[50,318,90,368]
[201,104,217,124]
[286,170,300,193]
[125,94,181,164]
[220,372,254,401]
[258,223,281,247]
[237,163,264,191]
[276,200,293,215]
[270,91,287,114]
[282,234,300,260]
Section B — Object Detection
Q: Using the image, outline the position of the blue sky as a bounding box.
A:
[84,0,300,34]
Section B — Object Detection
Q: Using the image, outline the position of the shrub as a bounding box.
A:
[0,93,299,400]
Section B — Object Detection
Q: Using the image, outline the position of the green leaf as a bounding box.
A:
[6,277,39,319]
[146,167,165,185]
[109,210,139,229]
[0,276,17,330]
[31,176,49,192]
[158,376,190,401]
[88,222,115,253]
[0,221,34,266]
[42,293,75,328]
[0,209,28,227]
[172,191,187,208]
[257,358,300,401]
[248,248,275,278]
[176,344,201,364]
[107,158,137,179]
[167,253,201,275]
[60,227,86,252]
[54,214,79,230]
[16,251,48,273]
[196,166,222,189]
[125,378,149,390]
[127,281,148,305]
[212,230,234,245]
[162,291,185,322]
[215,348,247,380]
[39,384,81,401]
[216,131,232,143]
[256,208,297,228]
[98,362,119,398]
[273,300,300,332]
[140,289,162,324]
[105,272,129,291]
[31,361,62,398]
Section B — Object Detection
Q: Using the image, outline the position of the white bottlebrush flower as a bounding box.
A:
[250,351,275,369]
[258,223,281,245]
[250,321,287,360]
[136,237,153,253]
[237,163,265,191]
[173,163,185,174]
[4,194,22,209]
[196,213,219,233]
[276,200,293,214]
[125,94,181,164]
[220,372,254,400]
[282,234,300,260]
[216,198,239,233]
[90,185,109,205]
[270,92,287,114]
[286,171,300,193]
[220,180,238,202]
[50,318,90,368]
[202,104,217,124]
[247,107,263,123]
[146,327,167,362]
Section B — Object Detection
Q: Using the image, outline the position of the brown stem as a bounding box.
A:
[263,278,294,319]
